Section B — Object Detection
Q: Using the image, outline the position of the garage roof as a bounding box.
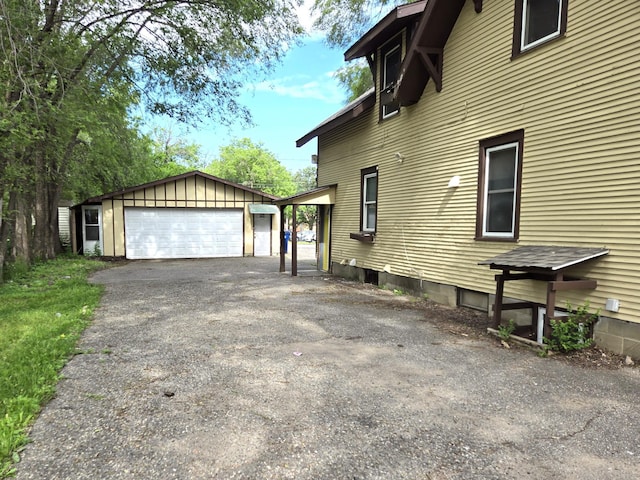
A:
[77,170,279,206]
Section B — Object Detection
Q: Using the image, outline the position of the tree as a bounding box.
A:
[333,61,374,103]
[313,0,399,48]
[146,127,206,179]
[293,166,318,192]
[206,138,297,198]
[293,166,318,230]
[0,0,302,278]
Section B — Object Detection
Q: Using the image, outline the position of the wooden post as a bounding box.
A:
[492,272,505,328]
[544,273,562,340]
[279,205,286,273]
[291,204,298,277]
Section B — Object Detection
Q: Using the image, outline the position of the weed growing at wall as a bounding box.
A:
[544,302,599,354]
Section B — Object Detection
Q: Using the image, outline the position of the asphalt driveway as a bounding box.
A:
[15,257,640,479]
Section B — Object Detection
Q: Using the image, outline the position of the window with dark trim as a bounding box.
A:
[380,38,401,119]
[361,166,378,232]
[84,207,100,241]
[476,130,524,241]
[512,0,568,56]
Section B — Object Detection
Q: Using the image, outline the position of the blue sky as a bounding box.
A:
[172,38,350,174]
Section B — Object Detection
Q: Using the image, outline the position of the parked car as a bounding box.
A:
[297,230,316,242]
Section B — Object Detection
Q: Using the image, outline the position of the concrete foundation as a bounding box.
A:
[594,316,640,360]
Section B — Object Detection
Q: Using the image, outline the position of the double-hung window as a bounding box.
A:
[361,167,378,232]
[513,0,568,55]
[476,131,524,241]
[380,39,401,119]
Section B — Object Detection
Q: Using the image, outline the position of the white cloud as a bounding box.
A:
[251,74,344,104]
[295,0,325,41]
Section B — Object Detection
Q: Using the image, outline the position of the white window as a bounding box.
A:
[482,143,519,237]
[362,169,377,232]
[520,0,565,51]
[476,130,524,241]
[81,205,103,255]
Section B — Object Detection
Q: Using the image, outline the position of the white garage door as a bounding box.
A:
[124,208,243,259]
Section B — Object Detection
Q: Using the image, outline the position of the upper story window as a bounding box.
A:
[513,0,568,56]
[380,38,401,119]
[361,166,378,232]
[476,131,524,241]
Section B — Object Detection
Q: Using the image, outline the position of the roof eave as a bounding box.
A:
[274,185,337,206]
[79,170,280,205]
[396,0,469,105]
[296,89,376,147]
[344,0,428,61]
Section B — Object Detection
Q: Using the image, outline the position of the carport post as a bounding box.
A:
[279,205,286,273]
[291,204,298,276]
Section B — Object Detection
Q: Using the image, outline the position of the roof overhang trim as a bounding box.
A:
[396,0,468,106]
[296,91,375,147]
[274,185,336,206]
[344,0,428,61]
[74,170,280,208]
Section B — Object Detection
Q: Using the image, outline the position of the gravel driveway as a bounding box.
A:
[15,257,640,479]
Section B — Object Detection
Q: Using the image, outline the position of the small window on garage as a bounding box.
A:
[84,208,100,241]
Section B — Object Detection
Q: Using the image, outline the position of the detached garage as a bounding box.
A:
[72,171,280,259]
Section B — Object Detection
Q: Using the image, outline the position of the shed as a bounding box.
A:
[72,171,280,259]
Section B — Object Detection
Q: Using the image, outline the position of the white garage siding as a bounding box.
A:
[124,208,243,259]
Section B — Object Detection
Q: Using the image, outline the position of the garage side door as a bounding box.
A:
[124,208,243,259]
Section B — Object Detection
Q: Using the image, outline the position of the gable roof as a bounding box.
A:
[344,0,428,61]
[79,170,279,205]
[296,88,376,147]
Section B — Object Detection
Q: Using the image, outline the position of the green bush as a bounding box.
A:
[545,302,599,353]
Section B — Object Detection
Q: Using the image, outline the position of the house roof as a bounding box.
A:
[295,89,376,147]
[479,246,609,272]
[395,0,474,105]
[78,170,280,206]
[344,0,428,61]
[274,185,337,206]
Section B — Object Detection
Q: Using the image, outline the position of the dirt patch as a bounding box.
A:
[407,296,636,370]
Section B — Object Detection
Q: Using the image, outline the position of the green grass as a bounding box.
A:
[0,257,106,477]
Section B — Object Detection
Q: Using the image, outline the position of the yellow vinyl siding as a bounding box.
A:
[112,200,125,256]
[102,203,114,256]
[318,0,640,323]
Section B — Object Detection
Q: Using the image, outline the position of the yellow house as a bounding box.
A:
[72,171,280,259]
[297,0,640,358]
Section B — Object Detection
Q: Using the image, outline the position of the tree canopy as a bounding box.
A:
[334,61,374,103]
[293,166,318,230]
[206,138,297,198]
[313,0,399,48]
